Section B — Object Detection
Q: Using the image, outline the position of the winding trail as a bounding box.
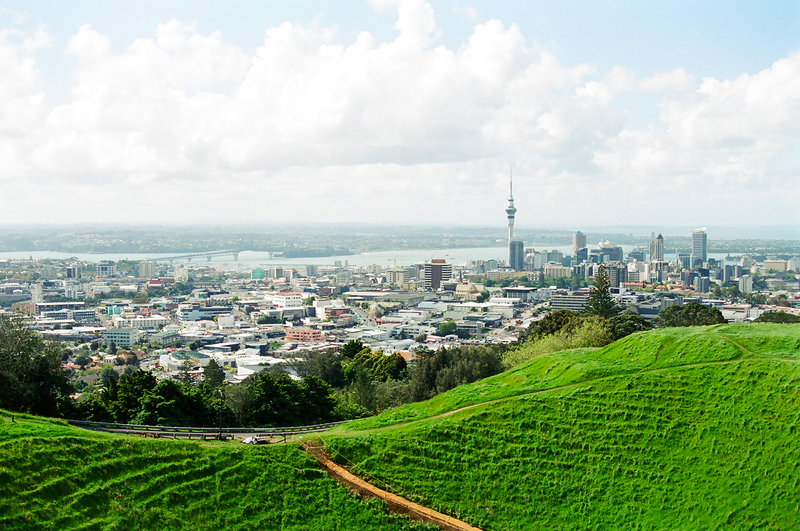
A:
[302,442,482,531]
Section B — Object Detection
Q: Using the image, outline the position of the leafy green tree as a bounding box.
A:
[109,342,117,355]
[606,312,653,340]
[293,350,346,388]
[584,265,620,319]
[75,353,91,369]
[203,359,226,388]
[111,369,157,423]
[437,320,458,336]
[339,340,365,359]
[0,315,73,417]
[177,360,195,385]
[654,302,726,328]
[525,309,583,341]
[99,367,119,387]
[75,391,113,422]
[754,311,800,323]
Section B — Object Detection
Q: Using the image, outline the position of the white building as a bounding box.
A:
[113,314,169,330]
[272,292,304,308]
[103,327,141,347]
[739,275,753,294]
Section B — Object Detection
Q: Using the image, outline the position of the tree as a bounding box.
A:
[437,320,458,337]
[0,315,74,417]
[177,360,195,385]
[584,265,620,319]
[606,312,653,340]
[99,367,119,387]
[339,340,365,359]
[203,359,226,388]
[525,309,583,341]
[75,353,91,369]
[111,369,157,423]
[654,302,725,328]
[109,342,117,355]
[754,311,800,323]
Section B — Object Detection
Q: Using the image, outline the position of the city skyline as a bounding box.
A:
[1,1,799,228]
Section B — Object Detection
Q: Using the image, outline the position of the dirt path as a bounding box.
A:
[302,442,482,531]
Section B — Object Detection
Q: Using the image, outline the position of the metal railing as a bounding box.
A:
[66,419,350,442]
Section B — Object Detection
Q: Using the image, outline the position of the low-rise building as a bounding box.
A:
[103,327,140,347]
[284,327,324,343]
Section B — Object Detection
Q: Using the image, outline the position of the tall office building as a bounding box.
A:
[649,234,664,262]
[509,240,524,271]
[573,231,587,256]
[691,228,707,267]
[423,259,452,290]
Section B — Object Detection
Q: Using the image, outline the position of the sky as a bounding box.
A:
[1,0,799,231]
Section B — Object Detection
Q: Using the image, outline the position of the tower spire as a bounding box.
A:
[509,166,513,201]
[505,167,517,244]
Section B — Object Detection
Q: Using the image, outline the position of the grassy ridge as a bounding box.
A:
[325,324,800,530]
[0,412,431,531]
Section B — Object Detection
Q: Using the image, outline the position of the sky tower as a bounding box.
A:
[506,169,516,244]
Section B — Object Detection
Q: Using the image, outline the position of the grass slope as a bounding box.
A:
[324,324,800,530]
[0,412,433,531]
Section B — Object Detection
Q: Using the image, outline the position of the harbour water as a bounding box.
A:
[0,246,734,268]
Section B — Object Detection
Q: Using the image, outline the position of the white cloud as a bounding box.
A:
[452,4,479,21]
[0,2,799,227]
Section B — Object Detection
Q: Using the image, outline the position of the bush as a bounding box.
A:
[655,302,725,328]
[754,311,800,323]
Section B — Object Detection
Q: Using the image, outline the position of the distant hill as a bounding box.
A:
[325,323,800,530]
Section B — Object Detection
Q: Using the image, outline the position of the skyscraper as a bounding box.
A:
[649,234,664,262]
[509,240,524,271]
[573,231,586,256]
[692,228,707,267]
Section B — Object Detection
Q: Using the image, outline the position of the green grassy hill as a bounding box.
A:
[0,412,432,531]
[323,323,800,530]
[3,323,800,530]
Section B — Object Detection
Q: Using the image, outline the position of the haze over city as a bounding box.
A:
[1,0,799,230]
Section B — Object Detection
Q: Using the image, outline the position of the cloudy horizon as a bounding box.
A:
[2,1,799,230]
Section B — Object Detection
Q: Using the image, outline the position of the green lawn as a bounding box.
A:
[0,411,433,531]
[324,323,800,530]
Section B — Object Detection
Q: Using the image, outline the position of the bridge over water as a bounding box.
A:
[152,250,241,262]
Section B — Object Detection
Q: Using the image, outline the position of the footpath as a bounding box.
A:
[302,442,482,531]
